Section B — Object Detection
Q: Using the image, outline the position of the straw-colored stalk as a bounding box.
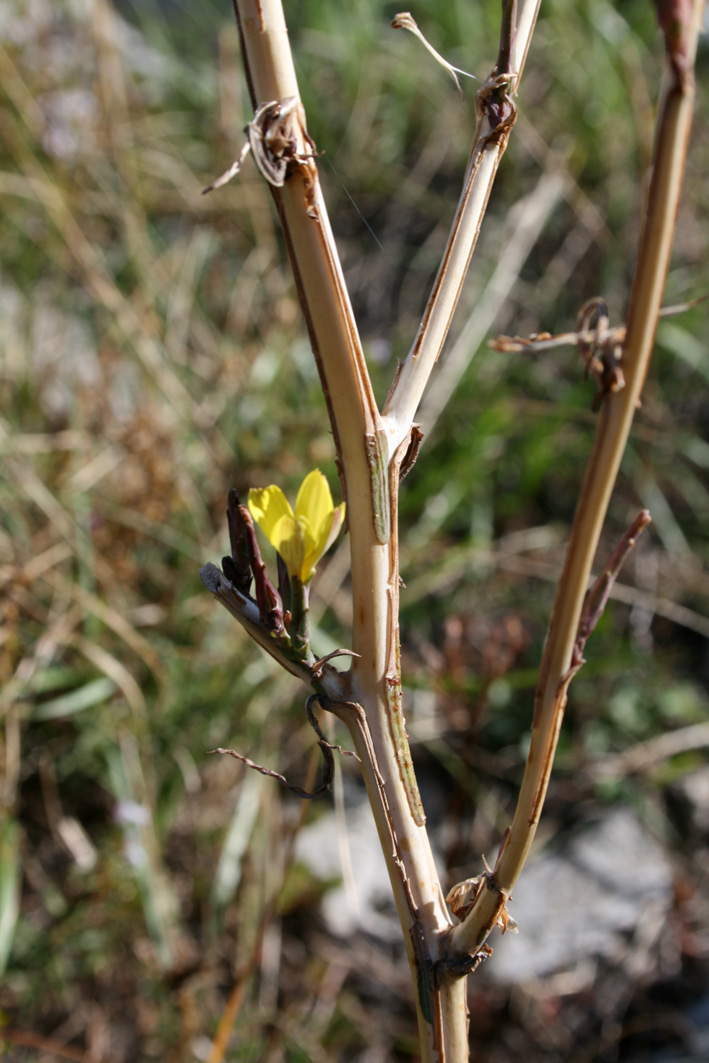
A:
[449,0,705,960]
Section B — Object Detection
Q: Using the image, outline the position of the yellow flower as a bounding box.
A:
[248,470,345,583]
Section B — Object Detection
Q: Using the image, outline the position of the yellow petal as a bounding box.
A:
[299,516,326,582]
[296,512,317,555]
[325,502,346,553]
[295,470,335,579]
[248,485,293,548]
[295,470,333,534]
[269,513,305,578]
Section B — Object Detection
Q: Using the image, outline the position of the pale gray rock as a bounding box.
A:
[486,807,673,984]
[295,796,401,942]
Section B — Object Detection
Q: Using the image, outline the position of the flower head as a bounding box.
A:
[248,470,345,584]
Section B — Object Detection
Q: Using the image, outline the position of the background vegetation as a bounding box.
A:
[1,0,707,1059]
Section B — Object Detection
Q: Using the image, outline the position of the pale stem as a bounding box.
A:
[417,170,567,433]
[450,4,702,957]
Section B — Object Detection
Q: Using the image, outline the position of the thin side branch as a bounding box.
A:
[382,0,542,449]
[490,292,708,354]
[211,695,360,800]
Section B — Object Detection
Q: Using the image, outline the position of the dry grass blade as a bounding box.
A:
[207,743,323,1063]
[0,819,20,976]
[590,721,709,780]
[418,168,566,432]
[0,1028,101,1063]
[44,571,166,682]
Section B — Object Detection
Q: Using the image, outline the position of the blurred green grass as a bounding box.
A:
[0,0,707,1059]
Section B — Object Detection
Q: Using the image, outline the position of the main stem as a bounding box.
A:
[229,1,467,1056]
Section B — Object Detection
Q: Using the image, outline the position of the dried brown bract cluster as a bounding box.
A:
[576,297,625,409]
[446,857,519,935]
[203,96,315,193]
